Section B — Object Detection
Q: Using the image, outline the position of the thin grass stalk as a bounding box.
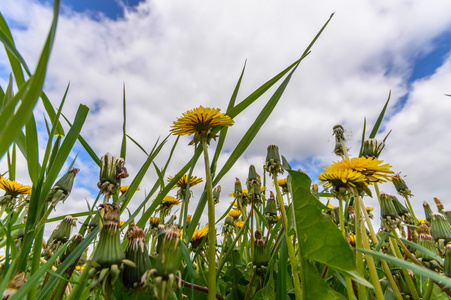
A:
[354,191,366,299]
[201,140,217,300]
[273,172,302,300]
[402,194,418,226]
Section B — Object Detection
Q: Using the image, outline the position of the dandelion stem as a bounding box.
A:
[202,141,217,300]
[402,194,418,226]
[338,198,356,300]
[273,172,302,300]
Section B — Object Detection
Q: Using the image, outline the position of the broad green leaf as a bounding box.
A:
[358,248,451,287]
[288,170,371,287]
[304,260,347,300]
[253,270,275,300]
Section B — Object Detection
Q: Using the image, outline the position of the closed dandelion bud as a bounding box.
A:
[430,213,451,242]
[234,178,243,202]
[253,231,267,275]
[247,165,261,198]
[264,192,278,226]
[391,195,413,223]
[123,226,152,288]
[381,193,399,219]
[213,185,221,205]
[445,244,451,277]
[264,144,283,175]
[49,216,77,243]
[424,201,433,223]
[156,228,180,276]
[380,193,401,230]
[362,138,385,158]
[91,203,125,266]
[443,209,451,225]
[60,234,84,263]
[2,271,26,300]
[88,213,100,232]
[98,153,129,195]
[392,174,413,198]
[333,125,346,156]
[156,224,167,254]
[415,234,439,262]
[434,197,445,213]
[46,168,79,204]
[223,216,235,235]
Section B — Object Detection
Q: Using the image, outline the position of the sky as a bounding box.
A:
[1,0,451,237]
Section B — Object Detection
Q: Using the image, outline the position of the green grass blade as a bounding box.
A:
[399,237,444,264]
[0,0,60,159]
[120,83,127,159]
[126,134,149,155]
[37,227,100,300]
[10,237,72,300]
[25,115,40,184]
[358,247,451,287]
[358,117,367,157]
[369,90,391,139]
[119,135,168,213]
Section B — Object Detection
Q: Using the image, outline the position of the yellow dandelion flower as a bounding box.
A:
[366,207,374,212]
[156,196,180,208]
[190,225,209,249]
[149,217,161,228]
[261,186,266,193]
[328,157,394,183]
[75,265,84,271]
[274,178,288,187]
[168,175,203,190]
[318,168,368,192]
[227,209,241,219]
[120,186,140,193]
[242,189,248,195]
[234,220,244,228]
[347,233,356,247]
[418,218,427,225]
[119,221,125,227]
[170,106,234,145]
[0,177,32,197]
[186,215,192,223]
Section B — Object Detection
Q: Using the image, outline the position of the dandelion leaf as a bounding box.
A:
[287,170,372,288]
[303,261,346,300]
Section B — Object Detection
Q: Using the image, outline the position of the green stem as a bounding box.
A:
[423,279,434,300]
[403,194,418,226]
[389,236,420,300]
[338,198,356,300]
[354,191,366,300]
[202,141,217,300]
[273,172,302,300]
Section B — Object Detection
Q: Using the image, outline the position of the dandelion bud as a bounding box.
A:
[423,201,433,223]
[264,192,278,226]
[434,198,444,213]
[91,203,125,266]
[333,125,346,156]
[443,210,451,225]
[391,195,413,223]
[156,225,167,254]
[234,178,243,200]
[50,216,77,243]
[380,193,401,230]
[223,216,235,235]
[123,226,152,288]
[264,144,283,175]
[430,213,451,242]
[2,271,26,300]
[445,244,451,277]
[392,174,413,198]
[362,138,385,158]
[247,165,261,196]
[46,168,79,204]
[98,153,128,195]
[156,228,180,277]
[213,185,221,205]
[253,230,267,275]
[415,234,439,262]
[149,217,161,229]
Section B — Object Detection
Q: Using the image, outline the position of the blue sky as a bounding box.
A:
[2,0,451,229]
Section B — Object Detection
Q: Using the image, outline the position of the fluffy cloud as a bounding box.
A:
[1,0,451,232]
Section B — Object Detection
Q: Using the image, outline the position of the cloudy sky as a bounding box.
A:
[1,0,451,235]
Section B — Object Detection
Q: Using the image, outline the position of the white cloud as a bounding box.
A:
[2,0,451,233]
